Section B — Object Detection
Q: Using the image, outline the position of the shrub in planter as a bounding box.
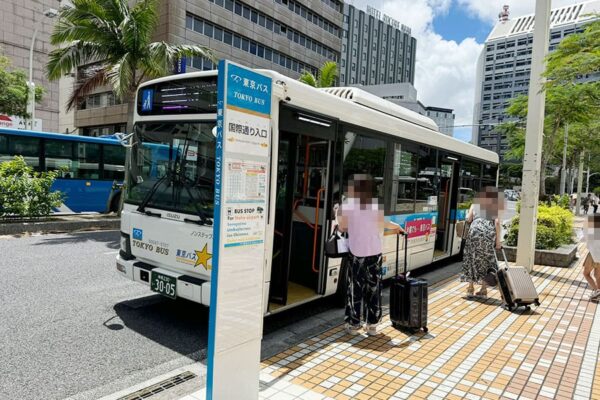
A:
[504,204,573,250]
[0,156,63,219]
[549,194,571,210]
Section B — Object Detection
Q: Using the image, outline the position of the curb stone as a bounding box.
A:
[0,217,120,236]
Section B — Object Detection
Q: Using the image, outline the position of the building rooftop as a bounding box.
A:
[486,0,600,41]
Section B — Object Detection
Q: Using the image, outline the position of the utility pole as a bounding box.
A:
[586,152,591,195]
[560,124,568,195]
[576,152,584,215]
[516,0,550,273]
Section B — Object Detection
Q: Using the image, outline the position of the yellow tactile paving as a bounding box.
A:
[260,246,600,400]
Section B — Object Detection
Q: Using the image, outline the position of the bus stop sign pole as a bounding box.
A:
[206,60,273,399]
[516,0,551,272]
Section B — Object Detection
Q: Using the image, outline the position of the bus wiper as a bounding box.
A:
[136,173,169,214]
[176,139,213,225]
[138,136,179,214]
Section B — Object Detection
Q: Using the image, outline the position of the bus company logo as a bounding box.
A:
[132,228,143,240]
[141,89,154,112]
[230,74,243,83]
[175,249,196,266]
[175,245,212,270]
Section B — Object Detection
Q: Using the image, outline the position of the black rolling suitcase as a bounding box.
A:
[390,233,428,333]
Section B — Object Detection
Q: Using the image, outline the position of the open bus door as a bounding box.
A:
[434,153,460,259]
[268,107,338,311]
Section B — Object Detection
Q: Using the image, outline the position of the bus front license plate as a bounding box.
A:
[150,272,177,299]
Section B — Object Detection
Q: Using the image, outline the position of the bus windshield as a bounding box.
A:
[126,121,216,217]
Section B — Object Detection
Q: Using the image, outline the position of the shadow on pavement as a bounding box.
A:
[532,269,585,288]
[113,295,210,361]
[33,230,120,249]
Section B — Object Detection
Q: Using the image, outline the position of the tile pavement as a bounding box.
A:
[186,245,600,400]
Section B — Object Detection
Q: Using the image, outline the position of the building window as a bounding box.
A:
[187,15,318,76]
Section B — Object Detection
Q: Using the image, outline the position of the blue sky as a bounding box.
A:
[432,5,494,44]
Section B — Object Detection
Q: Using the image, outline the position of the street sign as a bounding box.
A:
[206,60,272,399]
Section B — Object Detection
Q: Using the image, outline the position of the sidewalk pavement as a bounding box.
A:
[184,244,599,400]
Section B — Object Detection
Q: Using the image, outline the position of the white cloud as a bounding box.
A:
[345,0,584,140]
[358,0,483,130]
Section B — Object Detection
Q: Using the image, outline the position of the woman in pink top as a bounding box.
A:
[338,174,404,336]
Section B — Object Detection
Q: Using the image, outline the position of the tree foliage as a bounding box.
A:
[504,203,573,249]
[0,55,44,118]
[46,0,215,128]
[499,17,600,195]
[299,61,338,88]
[0,156,63,219]
[544,16,600,87]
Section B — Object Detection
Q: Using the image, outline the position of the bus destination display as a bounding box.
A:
[138,77,218,115]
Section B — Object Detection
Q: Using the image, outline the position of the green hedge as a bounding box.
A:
[0,156,63,219]
[504,204,573,250]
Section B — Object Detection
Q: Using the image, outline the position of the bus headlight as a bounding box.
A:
[119,232,134,260]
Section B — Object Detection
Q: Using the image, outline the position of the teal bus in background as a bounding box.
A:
[0,128,126,213]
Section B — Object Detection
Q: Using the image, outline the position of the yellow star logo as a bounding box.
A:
[195,244,212,270]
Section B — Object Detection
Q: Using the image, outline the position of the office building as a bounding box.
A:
[359,83,455,136]
[340,4,416,86]
[425,106,455,137]
[68,0,342,135]
[472,1,600,158]
[0,0,60,131]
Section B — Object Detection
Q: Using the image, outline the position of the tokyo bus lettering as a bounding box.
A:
[132,240,154,251]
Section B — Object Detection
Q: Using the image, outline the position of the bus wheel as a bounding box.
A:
[110,193,121,213]
[334,258,349,308]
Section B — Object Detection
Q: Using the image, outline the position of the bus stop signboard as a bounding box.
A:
[206,60,272,399]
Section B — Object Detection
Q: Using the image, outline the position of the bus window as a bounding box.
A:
[76,142,101,179]
[103,145,125,180]
[342,132,386,204]
[416,147,438,213]
[8,135,41,170]
[45,139,75,177]
[460,159,481,193]
[0,135,7,154]
[483,163,497,181]
[126,122,215,216]
[391,142,417,214]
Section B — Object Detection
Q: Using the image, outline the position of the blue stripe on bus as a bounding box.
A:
[51,179,114,213]
[206,59,226,400]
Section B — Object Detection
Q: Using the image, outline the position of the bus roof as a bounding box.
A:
[136,68,499,165]
[0,127,121,145]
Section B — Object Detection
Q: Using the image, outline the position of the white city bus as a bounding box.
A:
[116,67,499,314]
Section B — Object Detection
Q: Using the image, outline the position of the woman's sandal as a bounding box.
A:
[466,286,475,298]
[475,290,488,299]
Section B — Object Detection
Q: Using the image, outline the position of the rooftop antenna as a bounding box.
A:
[499,5,510,22]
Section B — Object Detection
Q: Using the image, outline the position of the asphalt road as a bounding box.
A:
[0,230,349,400]
[0,230,462,400]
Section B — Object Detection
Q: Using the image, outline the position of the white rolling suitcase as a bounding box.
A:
[495,248,540,311]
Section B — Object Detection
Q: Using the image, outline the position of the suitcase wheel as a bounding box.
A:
[534,300,540,307]
[422,327,428,333]
[524,305,531,311]
[504,304,513,311]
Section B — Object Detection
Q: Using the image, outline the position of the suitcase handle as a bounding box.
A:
[493,245,510,269]
[395,231,409,277]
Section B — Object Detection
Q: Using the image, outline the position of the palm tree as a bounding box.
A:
[46,0,215,132]
[298,61,338,88]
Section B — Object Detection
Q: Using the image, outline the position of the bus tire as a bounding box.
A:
[334,257,349,308]
[109,193,121,213]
